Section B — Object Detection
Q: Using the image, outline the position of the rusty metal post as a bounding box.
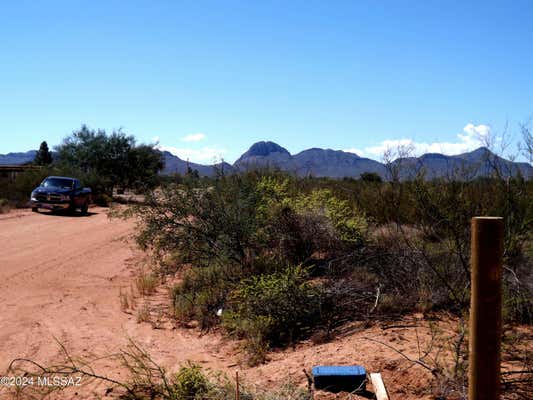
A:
[469,217,503,400]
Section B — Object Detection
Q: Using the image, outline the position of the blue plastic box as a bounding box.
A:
[312,365,366,392]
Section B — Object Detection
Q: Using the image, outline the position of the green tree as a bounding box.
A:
[34,141,53,165]
[126,144,165,190]
[55,125,163,193]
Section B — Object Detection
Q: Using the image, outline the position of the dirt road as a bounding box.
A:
[0,208,232,398]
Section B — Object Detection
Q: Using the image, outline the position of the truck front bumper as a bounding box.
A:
[31,201,70,210]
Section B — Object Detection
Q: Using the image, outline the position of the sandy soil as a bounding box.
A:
[0,208,235,399]
[0,207,457,399]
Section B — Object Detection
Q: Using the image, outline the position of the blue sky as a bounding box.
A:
[1,0,532,162]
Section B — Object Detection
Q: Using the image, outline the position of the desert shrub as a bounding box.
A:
[171,254,302,331]
[291,189,367,245]
[359,165,533,323]
[222,266,322,363]
[171,260,241,329]
[93,193,113,207]
[124,172,369,341]
[131,173,262,267]
[362,230,469,314]
[172,363,210,399]
[254,177,368,263]
[0,198,10,213]
[128,172,368,269]
[502,242,532,324]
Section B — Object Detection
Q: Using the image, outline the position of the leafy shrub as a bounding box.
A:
[172,260,238,329]
[254,177,368,263]
[93,193,113,207]
[130,173,262,267]
[172,363,210,399]
[291,189,367,245]
[123,173,375,359]
[222,266,321,363]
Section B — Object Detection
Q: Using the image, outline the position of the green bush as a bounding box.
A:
[124,173,376,359]
[172,363,210,399]
[93,193,113,207]
[222,266,321,363]
[171,260,240,329]
[291,189,368,245]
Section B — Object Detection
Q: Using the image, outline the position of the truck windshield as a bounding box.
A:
[42,178,74,189]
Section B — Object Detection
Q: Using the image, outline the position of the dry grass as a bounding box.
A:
[119,285,138,312]
[119,287,130,311]
[136,303,151,323]
[136,270,158,296]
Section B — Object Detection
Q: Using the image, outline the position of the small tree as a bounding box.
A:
[360,171,382,183]
[34,141,53,165]
[55,125,163,194]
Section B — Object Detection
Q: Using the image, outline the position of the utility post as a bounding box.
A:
[469,217,504,400]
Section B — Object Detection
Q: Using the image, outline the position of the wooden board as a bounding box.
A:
[370,373,389,400]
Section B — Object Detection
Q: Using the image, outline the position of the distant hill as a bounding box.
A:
[0,150,37,165]
[234,141,292,166]
[393,147,533,179]
[234,141,385,178]
[233,141,532,179]
[2,143,532,179]
[161,151,234,176]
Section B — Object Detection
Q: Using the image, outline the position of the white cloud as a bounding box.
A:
[344,148,365,156]
[182,133,207,142]
[158,145,227,163]
[356,123,492,159]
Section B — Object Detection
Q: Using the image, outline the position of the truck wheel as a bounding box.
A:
[32,207,38,213]
[81,201,89,215]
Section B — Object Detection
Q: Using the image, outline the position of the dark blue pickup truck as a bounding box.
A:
[30,176,92,215]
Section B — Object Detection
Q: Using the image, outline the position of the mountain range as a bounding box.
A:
[0,150,37,165]
[1,142,531,179]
